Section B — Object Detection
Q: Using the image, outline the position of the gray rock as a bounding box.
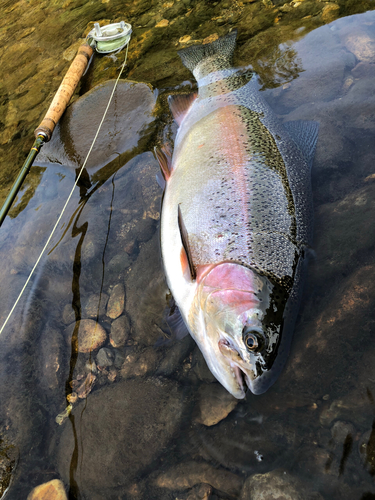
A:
[96,347,114,367]
[109,314,130,348]
[57,378,184,495]
[240,469,324,500]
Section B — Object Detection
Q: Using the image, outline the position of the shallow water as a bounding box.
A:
[0,1,375,499]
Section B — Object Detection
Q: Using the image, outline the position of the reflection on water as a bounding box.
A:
[0,6,375,500]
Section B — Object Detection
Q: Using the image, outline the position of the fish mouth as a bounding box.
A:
[219,338,250,394]
[232,363,248,394]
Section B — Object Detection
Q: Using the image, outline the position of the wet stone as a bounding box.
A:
[120,347,159,379]
[341,25,375,63]
[96,347,114,367]
[153,461,243,497]
[109,314,130,348]
[107,283,125,319]
[194,383,238,427]
[65,319,107,353]
[27,479,68,500]
[107,253,131,276]
[57,379,184,495]
[62,304,75,325]
[81,293,109,319]
[351,62,375,79]
[239,469,324,500]
[156,335,195,377]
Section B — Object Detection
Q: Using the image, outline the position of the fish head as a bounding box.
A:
[192,262,289,399]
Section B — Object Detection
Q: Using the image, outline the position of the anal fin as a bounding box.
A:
[168,92,197,126]
[154,144,173,182]
[178,204,196,281]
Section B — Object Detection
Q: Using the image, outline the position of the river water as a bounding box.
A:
[0,1,375,499]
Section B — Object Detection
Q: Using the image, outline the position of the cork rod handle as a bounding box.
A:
[34,42,94,141]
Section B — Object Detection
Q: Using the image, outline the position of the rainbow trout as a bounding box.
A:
[156,30,318,399]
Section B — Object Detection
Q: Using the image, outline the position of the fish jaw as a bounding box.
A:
[185,262,280,399]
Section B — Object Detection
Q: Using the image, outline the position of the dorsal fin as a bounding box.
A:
[178,204,196,281]
[154,144,173,181]
[168,93,197,126]
[283,120,319,170]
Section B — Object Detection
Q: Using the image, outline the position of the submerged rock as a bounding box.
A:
[65,319,107,353]
[240,469,323,499]
[194,383,238,427]
[27,479,68,500]
[57,378,184,496]
[36,80,157,174]
[153,461,243,497]
[109,314,130,348]
[106,283,125,319]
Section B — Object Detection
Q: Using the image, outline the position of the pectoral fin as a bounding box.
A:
[178,204,196,281]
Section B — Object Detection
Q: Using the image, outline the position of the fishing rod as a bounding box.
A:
[0,21,132,227]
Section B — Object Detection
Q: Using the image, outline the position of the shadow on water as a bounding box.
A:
[0,4,375,500]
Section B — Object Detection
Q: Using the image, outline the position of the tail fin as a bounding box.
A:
[178,29,237,74]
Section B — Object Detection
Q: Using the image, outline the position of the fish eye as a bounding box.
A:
[243,328,264,353]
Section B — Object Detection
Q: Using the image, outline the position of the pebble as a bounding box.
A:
[202,34,219,44]
[179,35,191,44]
[321,3,340,23]
[67,392,78,404]
[82,293,109,319]
[27,479,68,500]
[194,383,238,427]
[109,314,130,348]
[96,347,114,367]
[107,253,131,275]
[120,347,159,378]
[62,304,75,325]
[153,461,243,497]
[240,469,324,500]
[107,283,125,319]
[155,19,169,27]
[65,320,107,353]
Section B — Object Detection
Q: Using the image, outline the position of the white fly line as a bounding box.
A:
[0,42,130,336]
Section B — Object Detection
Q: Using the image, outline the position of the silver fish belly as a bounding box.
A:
[157,30,318,399]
